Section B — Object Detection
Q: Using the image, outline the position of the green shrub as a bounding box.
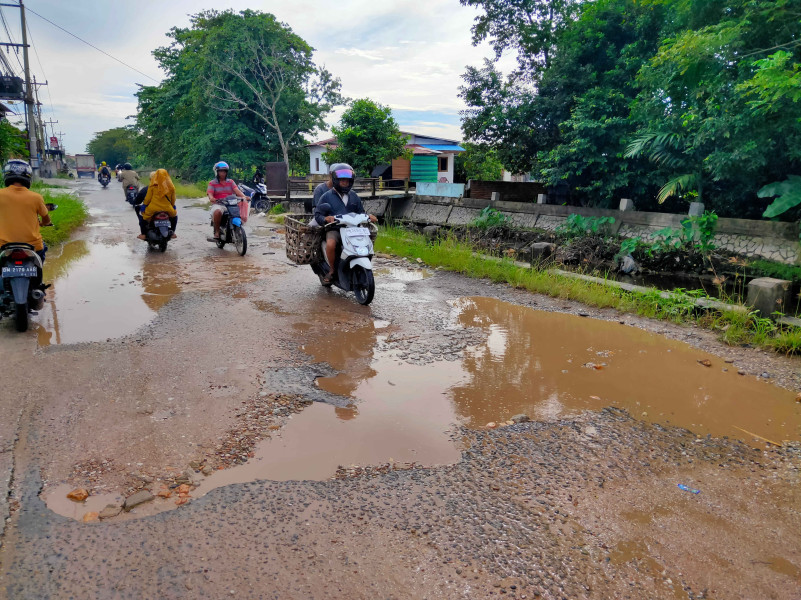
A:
[470,206,510,228]
[556,214,615,238]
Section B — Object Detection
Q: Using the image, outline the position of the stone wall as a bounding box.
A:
[465,180,548,202]
[384,195,801,265]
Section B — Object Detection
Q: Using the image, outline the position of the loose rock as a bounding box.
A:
[66,489,89,502]
[123,490,154,511]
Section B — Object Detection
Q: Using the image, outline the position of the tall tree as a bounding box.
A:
[136,10,342,179]
[86,127,138,167]
[323,99,409,177]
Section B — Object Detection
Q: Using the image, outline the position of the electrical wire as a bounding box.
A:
[737,39,801,61]
[0,6,25,75]
[25,20,55,119]
[25,6,159,82]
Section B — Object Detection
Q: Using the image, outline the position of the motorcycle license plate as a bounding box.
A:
[343,228,369,239]
[2,266,37,278]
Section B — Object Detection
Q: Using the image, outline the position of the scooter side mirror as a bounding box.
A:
[45,203,58,211]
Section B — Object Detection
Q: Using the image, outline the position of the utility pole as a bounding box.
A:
[19,0,38,177]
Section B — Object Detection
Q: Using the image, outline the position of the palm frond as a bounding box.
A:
[657,173,699,204]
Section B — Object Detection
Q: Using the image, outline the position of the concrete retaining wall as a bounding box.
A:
[387,196,801,264]
[416,182,465,198]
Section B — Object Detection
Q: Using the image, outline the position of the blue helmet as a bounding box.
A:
[214,161,229,176]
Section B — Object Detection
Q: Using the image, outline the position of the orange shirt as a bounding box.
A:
[0,185,48,251]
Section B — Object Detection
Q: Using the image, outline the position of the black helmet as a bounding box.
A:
[331,163,354,195]
[123,163,132,170]
[3,159,33,188]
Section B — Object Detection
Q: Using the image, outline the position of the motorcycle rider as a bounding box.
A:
[0,160,52,263]
[136,169,178,240]
[309,163,341,215]
[313,163,377,284]
[97,161,111,181]
[119,162,140,201]
[207,160,246,242]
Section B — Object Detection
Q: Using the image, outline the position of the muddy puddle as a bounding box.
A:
[33,241,264,346]
[214,297,800,487]
[374,266,434,281]
[46,297,801,521]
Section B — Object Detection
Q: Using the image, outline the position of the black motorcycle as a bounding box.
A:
[98,172,111,188]
[0,205,57,332]
[143,210,174,252]
[125,185,138,205]
[239,182,272,213]
[212,195,247,256]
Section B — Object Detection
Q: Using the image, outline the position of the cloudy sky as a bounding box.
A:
[1,0,513,154]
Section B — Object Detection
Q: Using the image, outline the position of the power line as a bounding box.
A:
[0,6,24,75]
[737,39,801,61]
[25,20,55,119]
[25,6,159,83]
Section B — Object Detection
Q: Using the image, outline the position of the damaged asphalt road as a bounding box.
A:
[0,181,800,599]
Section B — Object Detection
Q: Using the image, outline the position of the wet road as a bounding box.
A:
[0,180,800,598]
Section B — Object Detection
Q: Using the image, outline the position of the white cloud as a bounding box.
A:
[20,0,513,153]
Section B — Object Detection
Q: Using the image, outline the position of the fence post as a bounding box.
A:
[286,180,290,201]
[404,178,409,193]
[379,176,384,191]
[372,178,376,197]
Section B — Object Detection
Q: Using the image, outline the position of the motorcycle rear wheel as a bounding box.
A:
[158,239,168,252]
[352,267,375,306]
[233,226,247,256]
[14,301,28,332]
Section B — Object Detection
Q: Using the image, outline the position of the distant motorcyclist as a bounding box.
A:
[313,163,377,284]
[253,169,264,185]
[119,162,140,201]
[207,161,245,242]
[115,164,122,180]
[0,160,52,263]
[97,161,111,180]
[136,169,177,241]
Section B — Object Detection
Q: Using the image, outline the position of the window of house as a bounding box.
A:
[438,156,448,172]
[315,157,320,172]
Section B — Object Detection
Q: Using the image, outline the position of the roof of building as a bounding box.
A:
[307,131,463,148]
[406,144,440,156]
[419,144,465,152]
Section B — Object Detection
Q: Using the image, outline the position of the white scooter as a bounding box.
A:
[310,211,376,305]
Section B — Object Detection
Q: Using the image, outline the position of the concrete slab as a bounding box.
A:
[747,277,792,317]
[447,207,482,226]
[506,212,539,229]
[415,182,464,198]
[410,203,453,225]
[363,199,389,217]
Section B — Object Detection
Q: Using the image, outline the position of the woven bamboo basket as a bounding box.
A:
[284,214,378,265]
[285,214,323,265]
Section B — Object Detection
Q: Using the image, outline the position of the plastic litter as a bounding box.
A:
[677,484,700,494]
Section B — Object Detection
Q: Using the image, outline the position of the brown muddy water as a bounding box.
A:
[32,241,262,346]
[220,296,799,485]
[46,296,801,521]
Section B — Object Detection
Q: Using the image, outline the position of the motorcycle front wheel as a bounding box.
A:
[14,301,28,332]
[233,226,247,256]
[352,266,375,306]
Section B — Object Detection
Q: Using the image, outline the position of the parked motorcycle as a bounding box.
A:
[142,209,174,252]
[310,211,375,305]
[239,182,272,213]
[0,204,57,332]
[98,173,111,188]
[211,195,247,256]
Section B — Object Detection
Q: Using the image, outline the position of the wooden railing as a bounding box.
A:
[284,177,411,199]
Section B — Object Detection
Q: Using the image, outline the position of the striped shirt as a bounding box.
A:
[207,178,239,201]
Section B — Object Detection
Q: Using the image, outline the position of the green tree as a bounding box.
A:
[136,10,341,179]
[455,142,504,181]
[86,127,137,167]
[323,99,408,176]
[0,120,28,163]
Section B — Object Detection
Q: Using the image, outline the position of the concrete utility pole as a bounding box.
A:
[19,0,38,177]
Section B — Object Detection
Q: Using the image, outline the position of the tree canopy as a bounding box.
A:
[135,10,342,179]
[323,99,409,177]
[86,127,137,167]
[459,0,801,217]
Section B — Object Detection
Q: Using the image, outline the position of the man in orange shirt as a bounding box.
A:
[0,160,51,262]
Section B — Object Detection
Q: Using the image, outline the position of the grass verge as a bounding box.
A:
[375,224,801,355]
[174,181,208,199]
[41,191,88,246]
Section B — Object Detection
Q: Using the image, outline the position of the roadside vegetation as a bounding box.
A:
[375,224,801,355]
[174,181,208,199]
[40,191,88,246]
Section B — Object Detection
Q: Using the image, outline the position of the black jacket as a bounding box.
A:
[314,189,365,224]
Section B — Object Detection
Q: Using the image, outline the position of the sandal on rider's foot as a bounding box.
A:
[207,236,221,243]
[322,273,335,284]
[137,234,146,240]
[171,233,178,239]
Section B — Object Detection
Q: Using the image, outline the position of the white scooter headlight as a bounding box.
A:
[357,246,369,256]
